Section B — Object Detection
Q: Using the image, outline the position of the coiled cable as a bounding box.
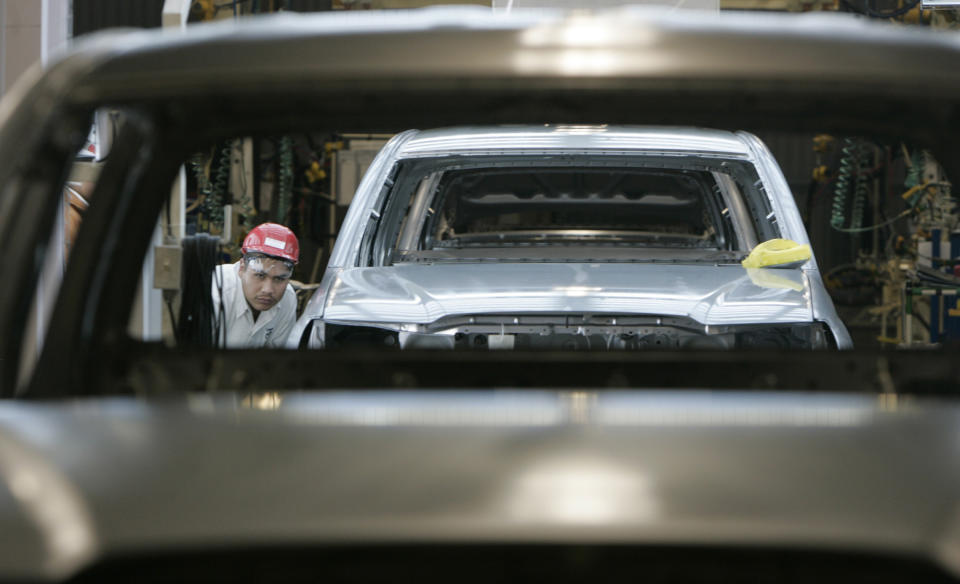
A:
[831,138,873,231]
[192,142,232,231]
[176,234,225,347]
[831,137,857,229]
[850,142,873,230]
[277,136,294,224]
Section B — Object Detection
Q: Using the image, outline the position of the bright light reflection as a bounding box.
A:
[0,432,97,578]
[241,392,284,411]
[596,393,874,427]
[509,457,657,524]
[519,17,658,48]
[275,392,875,429]
[280,391,563,427]
[552,286,603,297]
[555,124,608,133]
[513,49,628,76]
[561,20,610,46]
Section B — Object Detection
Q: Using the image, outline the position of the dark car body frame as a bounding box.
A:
[2,8,960,397]
[1,8,960,581]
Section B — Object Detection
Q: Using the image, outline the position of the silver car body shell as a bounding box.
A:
[292,126,851,347]
[0,393,959,580]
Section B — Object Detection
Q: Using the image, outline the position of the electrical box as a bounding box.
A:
[153,245,182,290]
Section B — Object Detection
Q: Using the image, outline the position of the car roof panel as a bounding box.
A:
[394,126,752,158]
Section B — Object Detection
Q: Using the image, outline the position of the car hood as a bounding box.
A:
[322,263,813,327]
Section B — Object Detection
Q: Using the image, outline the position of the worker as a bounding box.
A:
[211,222,299,348]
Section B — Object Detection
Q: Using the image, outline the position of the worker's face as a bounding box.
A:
[238,256,293,313]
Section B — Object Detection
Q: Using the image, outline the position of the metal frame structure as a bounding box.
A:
[1,9,960,396]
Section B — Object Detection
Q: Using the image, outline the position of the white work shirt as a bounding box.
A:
[211,262,297,348]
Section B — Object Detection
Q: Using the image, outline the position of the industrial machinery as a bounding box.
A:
[815,136,958,347]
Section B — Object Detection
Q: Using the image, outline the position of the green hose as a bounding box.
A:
[277,136,294,224]
[831,138,871,232]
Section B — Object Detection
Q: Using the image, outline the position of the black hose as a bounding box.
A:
[866,0,921,18]
[176,234,225,347]
[841,0,921,18]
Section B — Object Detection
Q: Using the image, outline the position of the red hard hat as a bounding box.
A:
[242,223,299,264]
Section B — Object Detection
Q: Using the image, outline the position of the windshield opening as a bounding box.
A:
[378,155,770,265]
[430,168,721,247]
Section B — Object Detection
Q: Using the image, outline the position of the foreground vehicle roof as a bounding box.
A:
[0,393,958,581]
[3,7,960,155]
[29,7,960,100]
